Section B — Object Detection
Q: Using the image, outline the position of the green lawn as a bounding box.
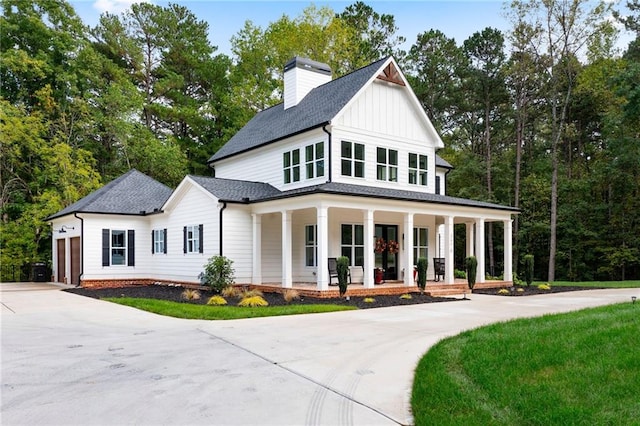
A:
[551,280,640,288]
[104,297,356,319]
[411,303,640,425]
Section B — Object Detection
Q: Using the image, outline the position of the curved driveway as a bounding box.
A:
[2,282,638,425]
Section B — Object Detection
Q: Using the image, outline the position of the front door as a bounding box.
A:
[375,224,398,280]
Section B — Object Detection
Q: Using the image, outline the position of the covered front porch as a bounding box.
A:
[245,192,515,292]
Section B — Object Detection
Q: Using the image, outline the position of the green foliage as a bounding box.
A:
[498,288,510,295]
[199,256,235,293]
[238,295,269,307]
[454,269,467,279]
[400,293,412,300]
[523,254,534,286]
[336,256,350,297]
[537,283,551,290]
[465,256,478,290]
[416,257,428,293]
[363,297,375,303]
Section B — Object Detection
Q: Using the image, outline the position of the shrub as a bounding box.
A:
[498,288,510,295]
[238,288,263,299]
[524,254,534,287]
[207,295,227,306]
[465,256,478,290]
[181,289,201,300]
[454,269,467,279]
[513,272,525,287]
[199,255,235,293]
[517,287,525,293]
[336,256,350,297]
[417,257,428,294]
[221,286,238,298]
[363,297,375,303]
[238,295,269,307]
[283,289,300,302]
[400,293,412,300]
[538,283,551,291]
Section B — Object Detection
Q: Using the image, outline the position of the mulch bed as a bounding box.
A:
[472,285,604,296]
[65,284,602,309]
[64,285,459,309]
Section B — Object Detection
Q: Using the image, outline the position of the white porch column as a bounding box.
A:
[252,214,262,284]
[404,213,414,286]
[281,210,292,288]
[316,206,329,291]
[503,219,513,283]
[475,218,486,283]
[466,222,475,258]
[363,209,374,289]
[444,215,455,284]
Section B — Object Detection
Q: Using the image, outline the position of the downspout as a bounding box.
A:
[219,201,227,256]
[74,212,84,287]
[322,124,332,182]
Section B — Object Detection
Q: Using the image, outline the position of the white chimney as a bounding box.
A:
[284,57,332,110]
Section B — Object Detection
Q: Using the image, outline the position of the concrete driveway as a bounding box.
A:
[2,282,638,425]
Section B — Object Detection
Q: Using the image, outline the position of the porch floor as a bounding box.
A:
[248,279,511,298]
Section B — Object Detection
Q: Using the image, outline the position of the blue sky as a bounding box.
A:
[70,0,514,56]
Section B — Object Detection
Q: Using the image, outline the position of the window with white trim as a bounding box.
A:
[341,224,364,266]
[377,147,398,182]
[152,229,166,254]
[409,153,428,186]
[283,149,300,184]
[111,230,126,265]
[305,225,317,267]
[184,225,202,254]
[413,227,429,262]
[305,142,325,179]
[341,141,365,178]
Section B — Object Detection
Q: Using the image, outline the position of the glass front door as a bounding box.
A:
[375,224,399,280]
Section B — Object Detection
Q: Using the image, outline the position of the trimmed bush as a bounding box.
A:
[498,288,510,295]
[283,289,300,303]
[400,293,412,300]
[538,283,551,290]
[363,297,375,303]
[454,269,467,279]
[221,286,238,298]
[524,254,534,287]
[207,295,227,306]
[336,256,350,297]
[465,256,478,290]
[238,295,269,307]
[417,257,428,294]
[199,255,235,293]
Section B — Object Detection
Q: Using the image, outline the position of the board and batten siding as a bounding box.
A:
[213,128,328,191]
[149,184,220,283]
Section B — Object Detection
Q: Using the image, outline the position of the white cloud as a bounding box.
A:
[93,0,149,14]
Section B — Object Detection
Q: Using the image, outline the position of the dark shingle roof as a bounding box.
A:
[253,182,518,212]
[47,170,172,220]
[188,176,280,202]
[208,57,390,163]
[436,155,453,169]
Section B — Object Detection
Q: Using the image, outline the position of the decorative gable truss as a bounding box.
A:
[376,62,405,86]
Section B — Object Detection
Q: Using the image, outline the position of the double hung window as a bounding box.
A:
[283,149,300,184]
[341,141,365,178]
[305,142,325,179]
[377,148,398,182]
[409,153,428,186]
[413,227,429,261]
[341,224,364,266]
[305,225,317,267]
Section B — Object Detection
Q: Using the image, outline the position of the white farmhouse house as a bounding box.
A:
[49,56,518,292]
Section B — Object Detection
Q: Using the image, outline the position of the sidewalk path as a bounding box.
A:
[2,282,638,425]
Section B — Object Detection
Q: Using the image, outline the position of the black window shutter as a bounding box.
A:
[163,228,167,254]
[198,224,204,253]
[183,226,187,253]
[151,230,155,254]
[102,229,110,266]
[128,230,135,266]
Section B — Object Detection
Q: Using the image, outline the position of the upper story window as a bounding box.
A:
[305,142,325,179]
[409,153,428,186]
[283,149,300,184]
[341,141,365,178]
[377,147,398,182]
